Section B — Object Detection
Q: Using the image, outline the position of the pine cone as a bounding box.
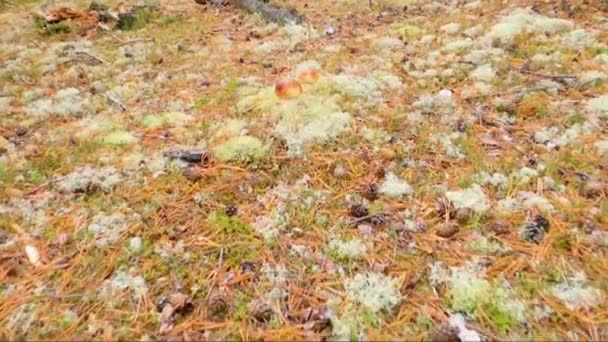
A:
[455,207,473,224]
[349,204,369,218]
[437,222,459,238]
[370,213,387,226]
[520,215,549,244]
[247,299,273,322]
[208,290,229,318]
[240,261,256,273]
[361,183,379,201]
[430,323,460,342]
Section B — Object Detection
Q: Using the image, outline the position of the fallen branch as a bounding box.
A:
[75,50,105,64]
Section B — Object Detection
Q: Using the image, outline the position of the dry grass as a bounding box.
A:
[1,0,608,340]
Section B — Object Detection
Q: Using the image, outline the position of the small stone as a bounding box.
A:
[247,299,273,322]
[455,207,473,224]
[489,220,510,235]
[581,181,606,198]
[436,222,459,238]
[182,167,201,182]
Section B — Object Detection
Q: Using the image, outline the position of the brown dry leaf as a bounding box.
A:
[44,7,87,22]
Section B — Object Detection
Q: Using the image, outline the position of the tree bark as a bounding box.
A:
[194,0,302,24]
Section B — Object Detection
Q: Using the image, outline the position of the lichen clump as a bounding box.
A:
[345,272,401,313]
[378,172,413,197]
[213,136,267,162]
[445,184,489,212]
[57,166,122,193]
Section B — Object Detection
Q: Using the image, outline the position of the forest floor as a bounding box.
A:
[1,0,608,340]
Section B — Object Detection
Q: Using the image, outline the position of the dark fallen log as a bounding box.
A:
[194,0,302,24]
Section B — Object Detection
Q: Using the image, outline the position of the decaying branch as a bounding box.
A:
[194,0,302,24]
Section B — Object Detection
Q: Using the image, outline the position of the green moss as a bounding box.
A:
[159,14,181,26]
[195,79,239,108]
[117,7,154,31]
[553,232,575,251]
[209,210,251,234]
[213,136,267,162]
[28,169,44,184]
[484,303,516,334]
[391,23,422,39]
[30,149,65,177]
[33,15,71,36]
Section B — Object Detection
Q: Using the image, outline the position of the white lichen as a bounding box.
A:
[252,215,280,242]
[430,261,527,322]
[560,29,597,49]
[99,268,148,302]
[446,184,489,212]
[345,272,401,313]
[551,272,603,311]
[87,213,129,248]
[213,136,267,162]
[517,191,554,212]
[329,238,367,259]
[378,172,413,198]
[467,234,510,255]
[25,88,89,119]
[485,8,573,44]
[595,140,608,154]
[475,171,508,189]
[586,95,608,117]
[470,64,496,83]
[57,166,122,193]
